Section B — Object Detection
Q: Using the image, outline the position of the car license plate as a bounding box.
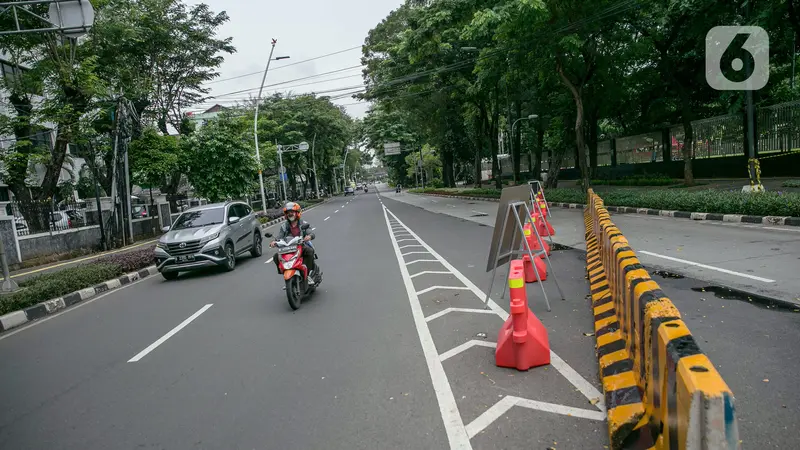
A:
[176,255,195,263]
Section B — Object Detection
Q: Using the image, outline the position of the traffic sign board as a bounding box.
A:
[384,142,401,156]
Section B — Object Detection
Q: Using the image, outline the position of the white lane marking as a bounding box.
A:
[405,259,440,266]
[312,227,316,231]
[396,238,418,243]
[0,276,153,341]
[465,396,605,439]
[381,206,472,449]
[425,307,497,322]
[439,340,496,362]
[410,270,452,279]
[324,216,330,221]
[763,226,800,232]
[416,285,472,296]
[128,304,213,362]
[638,250,776,283]
[402,251,431,257]
[335,209,339,213]
[385,208,606,412]
[399,244,425,250]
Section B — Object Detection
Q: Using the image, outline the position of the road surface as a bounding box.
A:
[0,185,797,449]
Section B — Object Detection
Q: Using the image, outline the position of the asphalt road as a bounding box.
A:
[388,191,800,304]
[0,187,607,449]
[389,187,800,448]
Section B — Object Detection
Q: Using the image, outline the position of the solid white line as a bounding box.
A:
[764,226,800,232]
[324,216,330,221]
[410,270,453,279]
[385,208,606,412]
[128,304,213,362]
[439,340,496,362]
[465,396,605,439]
[638,250,776,283]
[0,276,153,341]
[399,244,425,250]
[381,206,472,449]
[405,259,440,266]
[402,251,431,257]
[425,307,498,322]
[416,285,472,296]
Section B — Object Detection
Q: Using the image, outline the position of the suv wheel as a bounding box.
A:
[162,271,179,281]
[250,232,263,257]
[224,242,236,271]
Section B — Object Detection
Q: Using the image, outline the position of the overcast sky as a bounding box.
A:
[186,0,404,119]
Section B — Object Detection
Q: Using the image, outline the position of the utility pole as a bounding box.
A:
[254,39,290,212]
[311,133,320,199]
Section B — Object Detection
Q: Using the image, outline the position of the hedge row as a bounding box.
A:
[0,247,156,316]
[410,187,800,217]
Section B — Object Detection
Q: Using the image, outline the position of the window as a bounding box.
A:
[241,204,252,216]
[231,204,248,219]
[172,208,224,230]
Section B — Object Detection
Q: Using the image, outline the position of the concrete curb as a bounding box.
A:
[0,265,159,333]
[412,192,800,227]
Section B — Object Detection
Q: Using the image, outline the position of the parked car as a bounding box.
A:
[155,201,263,280]
[344,186,355,196]
[132,205,149,218]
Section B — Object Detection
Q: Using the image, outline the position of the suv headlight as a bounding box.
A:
[156,241,167,249]
[200,232,220,245]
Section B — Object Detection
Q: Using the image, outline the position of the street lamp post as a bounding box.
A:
[253,38,289,213]
[310,133,320,198]
[276,141,309,202]
[342,146,350,190]
[511,114,538,181]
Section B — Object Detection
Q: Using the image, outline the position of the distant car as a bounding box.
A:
[356,185,363,191]
[154,201,263,280]
[344,186,355,196]
[132,205,148,218]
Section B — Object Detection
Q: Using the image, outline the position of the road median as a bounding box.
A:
[584,189,740,449]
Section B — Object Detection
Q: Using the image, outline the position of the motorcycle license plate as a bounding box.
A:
[176,255,195,263]
[279,245,298,254]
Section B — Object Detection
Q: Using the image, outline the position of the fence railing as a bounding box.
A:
[7,200,101,236]
[556,99,800,170]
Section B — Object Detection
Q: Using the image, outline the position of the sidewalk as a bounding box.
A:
[2,239,157,283]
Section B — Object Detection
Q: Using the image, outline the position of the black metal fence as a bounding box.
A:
[6,200,100,236]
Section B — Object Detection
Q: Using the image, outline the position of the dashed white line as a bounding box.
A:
[128,304,213,362]
[324,216,330,221]
[415,285,471,296]
[438,340,496,362]
[465,396,605,439]
[405,259,440,266]
[402,251,431,257]
[335,209,339,213]
[638,250,776,283]
[410,270,454,279]
[425,307,496,322]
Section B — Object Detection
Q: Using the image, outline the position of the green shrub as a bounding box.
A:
[590,174,678,186]
[781,179,800,188]
[1,263,123,315]
[96,247,155,273]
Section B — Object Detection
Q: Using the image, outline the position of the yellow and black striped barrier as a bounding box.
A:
[584,189,740,450]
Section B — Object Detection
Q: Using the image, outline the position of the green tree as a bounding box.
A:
[186,113,257,202]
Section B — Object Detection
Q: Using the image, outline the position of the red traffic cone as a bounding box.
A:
[522,254,547,283]
[496,260,551,371]
[524,229,551,256]
[535,192,550,215]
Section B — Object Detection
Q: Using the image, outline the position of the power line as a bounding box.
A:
[204,45,362,85]
[206,65,363,100]
[198,73,365,103]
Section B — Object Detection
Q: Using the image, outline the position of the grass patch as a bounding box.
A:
[781,179,800,188]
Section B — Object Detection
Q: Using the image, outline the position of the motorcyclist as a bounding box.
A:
[269,202,317,282]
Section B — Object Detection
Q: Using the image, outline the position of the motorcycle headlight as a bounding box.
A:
[282,260,296,270]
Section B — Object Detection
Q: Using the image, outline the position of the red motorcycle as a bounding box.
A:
[266,232,322,310]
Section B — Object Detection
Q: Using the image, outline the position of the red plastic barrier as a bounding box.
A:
[496,260,550,370]
[522,254,547,283]
[524,224,551,256]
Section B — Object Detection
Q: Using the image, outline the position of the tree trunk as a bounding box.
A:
[514,101,522,180]
[490,119,502,190]
[545,147,564,189]
[534,118,544,180]
[442,149,455,187]
[557,61,590,192]
[682,120,695,185]
[588,108,598,178]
